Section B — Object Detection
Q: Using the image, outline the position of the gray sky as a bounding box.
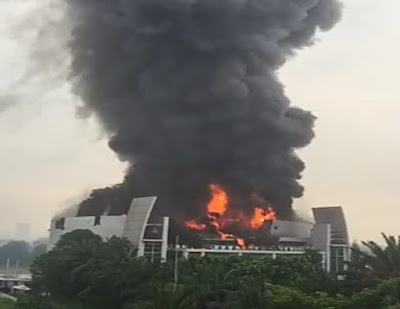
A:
[1,0,399,242]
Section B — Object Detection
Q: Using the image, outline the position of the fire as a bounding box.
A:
[186,220,206,230]
[250,207,276,229]
[185,184,277,247]
[218,231,234,239]
[207,184,228,215]
[210,221,220,230]
[237,238,245,247]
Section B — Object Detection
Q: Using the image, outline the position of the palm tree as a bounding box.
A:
[350,233,400,279]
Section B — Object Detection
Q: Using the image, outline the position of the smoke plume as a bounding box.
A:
[66,0,342,220]
[0,0,70,114]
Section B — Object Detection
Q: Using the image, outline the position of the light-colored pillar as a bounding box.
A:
[161,217,170,262]
[138,242,145,257]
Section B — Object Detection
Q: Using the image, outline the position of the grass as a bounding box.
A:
[0,298,14,309]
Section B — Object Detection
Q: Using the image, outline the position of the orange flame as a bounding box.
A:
[185,220,206,230]
[237,238,245,247]
[185,184,277,247]
[207,184,228,215]
[210,221,220,230]
[250,207,276,229]
[218,231,234,239]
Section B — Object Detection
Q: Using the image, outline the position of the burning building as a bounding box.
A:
[63,0,343,230]
[52,0,346,271]
[49,189,350,273]
[174,185,350,273]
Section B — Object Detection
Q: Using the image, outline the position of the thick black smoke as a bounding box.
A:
[67,0,342,220]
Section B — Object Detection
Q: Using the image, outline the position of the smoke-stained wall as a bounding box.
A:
[66,0,342,220]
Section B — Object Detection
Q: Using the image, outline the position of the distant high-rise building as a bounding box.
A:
[14,223,31,241]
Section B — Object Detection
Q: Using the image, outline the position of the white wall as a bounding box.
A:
[48,215,126,250]
[270,220,314,239]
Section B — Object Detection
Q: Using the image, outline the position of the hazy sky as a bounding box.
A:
[0,0,399,242]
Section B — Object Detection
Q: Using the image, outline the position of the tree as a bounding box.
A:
[349,234,400,280]
[176,254,328,309]
[225,275,269,309]
[54,229,103,249]
[267,284,350,309]
[0,241,32,266]
[350,277,400,309]
[131,283,195,309]
[79,237,164,308]
[30,229,103,298]
[30,231,169,309]
[27,231,400,309]
[32,244,47,259]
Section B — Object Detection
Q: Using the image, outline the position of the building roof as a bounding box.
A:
[312,207,349,245]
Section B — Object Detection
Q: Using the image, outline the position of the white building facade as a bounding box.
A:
[48,197,170,262]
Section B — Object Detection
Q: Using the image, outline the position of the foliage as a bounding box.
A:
[0,241,32,267]
[30,230,103,297]
[31,245,47,260]
[0,241,48,268]
[360,234,400,278]
[340,233,400,296]
[30,230,168,309]
[23,230,400,309]
[267,284,350,309]
[130,283,194,309]
[349,277,400,309]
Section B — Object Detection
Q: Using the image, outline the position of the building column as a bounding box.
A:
[138,243,145,257]
[161,217,169,262]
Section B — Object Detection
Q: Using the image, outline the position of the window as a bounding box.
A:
[55,218,65,230]
[143,242,162,262]
[94,216,101,226]
[330,246,347,273]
